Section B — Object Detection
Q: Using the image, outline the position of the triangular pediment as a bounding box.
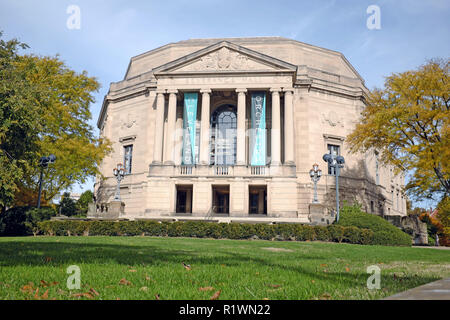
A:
[152,41,297,75]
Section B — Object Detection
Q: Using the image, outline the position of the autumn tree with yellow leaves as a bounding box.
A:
[0,33,110,211]
[347,59,449,201]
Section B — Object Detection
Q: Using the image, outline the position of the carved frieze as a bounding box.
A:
[176,47,272,72]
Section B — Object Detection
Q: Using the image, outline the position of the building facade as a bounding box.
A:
[94,37,407,222]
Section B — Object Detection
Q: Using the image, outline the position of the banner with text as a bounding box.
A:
[182,93,198,165]
[250,92,266,166]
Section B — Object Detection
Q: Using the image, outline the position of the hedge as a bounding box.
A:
[337,204,412,246]
[33,219,412,246]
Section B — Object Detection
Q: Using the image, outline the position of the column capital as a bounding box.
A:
[167,89,178,95]
[270,88,281,94]
[236,88,247,94]
[200,89,212,94]
[155,89,166,95]
[283,88,294,94]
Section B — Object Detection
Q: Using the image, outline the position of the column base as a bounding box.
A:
[309,203,334,226]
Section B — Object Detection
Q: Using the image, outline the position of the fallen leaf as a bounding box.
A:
[182,262,191,271]
[210,290,221,300]
[128,269,137,273]
[345,267,350,272]
[311,280,316,284]
[44,257,53,263]
[139,286,148,292]
[119,278,131,286]
[40,280,49,287]
[320,293,332,300]
[263,298,269,300]
[199,286,214,292]
[71,292,94,299]
[41,289,49,300]
[21,284,34,293]
[89,288,99,296]
[33,288,40,299]
[268,284,281,288]
[155,294,160,300]
[320,264,327,267]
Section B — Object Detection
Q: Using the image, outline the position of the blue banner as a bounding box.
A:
[182,93,198,165]
[250,92,266,166]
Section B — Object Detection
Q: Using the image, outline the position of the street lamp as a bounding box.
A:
[323,153,345,222]
[309,164,322,204]
[37,154,56,208]
[113,163,125,201]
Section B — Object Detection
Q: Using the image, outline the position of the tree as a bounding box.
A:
[0,33,111,212]
[76,190,93,217]
[58,192,77,216]
[347,59,449,201]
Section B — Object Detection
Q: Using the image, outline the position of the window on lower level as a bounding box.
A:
[124,145,133,174]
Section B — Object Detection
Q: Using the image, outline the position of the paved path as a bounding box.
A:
[412,246,450,250]
[384,278,450,300]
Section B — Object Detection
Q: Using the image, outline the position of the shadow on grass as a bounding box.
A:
[0,238,442,293]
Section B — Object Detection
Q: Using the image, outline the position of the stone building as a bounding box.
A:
[93,37,407,223]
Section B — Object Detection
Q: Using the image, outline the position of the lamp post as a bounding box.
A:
[323,153,345,222]
[113,163,125,201]
[309,164,322,204]
[37,154,56,208]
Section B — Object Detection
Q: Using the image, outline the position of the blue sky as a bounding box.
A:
[1,0,449,207]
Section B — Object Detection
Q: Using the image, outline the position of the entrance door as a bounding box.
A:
[212,185,230,214]
[249,185,267,215]
[176,185,193,213]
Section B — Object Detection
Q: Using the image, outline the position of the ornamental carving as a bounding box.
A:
[180,48,268,72]
[322,111,344,128]
[121,113,137,129]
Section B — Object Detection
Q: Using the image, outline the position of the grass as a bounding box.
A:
[0,236,449,300]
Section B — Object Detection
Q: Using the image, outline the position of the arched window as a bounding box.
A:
[210,105,237,165]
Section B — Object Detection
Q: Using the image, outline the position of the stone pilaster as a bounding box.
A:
[236,88,247,165]
[152,90,166,164]
[284,88,295,165]
[270,88,281,165]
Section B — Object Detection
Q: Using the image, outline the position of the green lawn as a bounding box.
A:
[0,236,449,300]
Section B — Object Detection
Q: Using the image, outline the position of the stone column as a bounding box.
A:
[199,89,211,165]
[164,90,178,165]
[152,90,165,164]
[175,107,183,166]
[284,88,295,165]
[236,88,247,165]
[270,88,281,166]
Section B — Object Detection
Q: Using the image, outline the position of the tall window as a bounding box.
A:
[124,145,133,174]
[211,105,237,165]
[327,144,340,175]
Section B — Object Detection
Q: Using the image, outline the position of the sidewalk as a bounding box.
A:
[384,278,450,300]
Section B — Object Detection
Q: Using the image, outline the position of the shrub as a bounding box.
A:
[314,226,331,242]
[0,206,56,236]
[337,203,411,246]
